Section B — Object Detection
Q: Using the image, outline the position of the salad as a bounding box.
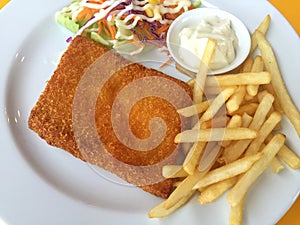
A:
[56,0,201,54]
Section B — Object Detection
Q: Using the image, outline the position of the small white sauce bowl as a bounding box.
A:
[167,8,251,75]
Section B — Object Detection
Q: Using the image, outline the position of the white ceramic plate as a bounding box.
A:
[0,0,299,225]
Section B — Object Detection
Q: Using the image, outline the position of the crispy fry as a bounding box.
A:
[199,87,236,123]
[245,111,282,156]
[162,165,188,178]
[193,38,216,104]
[241,113,253,127]
[257,31,300,136]
[148,190,195,218]
[198,176,238,204]
[250,14,271,54]
[220,115,243,148]
[177,99,211,117]
[269,157,285,174]
[240,56,254,73]
[193,153,262,189]
[198,142,223,172]
[222,93,274,163]
[175,128,257,143]
[225,57,253,113]
[247,55,264,96]
[261,83,283,113]
[187,71,271,88]
[229,196,245,225]
[204,85,232,97]
[229,103,258,116]
[277,145,300,169]
[206,72,271,87]
[226,86,247,113]
[266,134,300,169]
[201,115,230,129]
[183,142,206,175]
[162,169,208,209]
[227,133,286,206]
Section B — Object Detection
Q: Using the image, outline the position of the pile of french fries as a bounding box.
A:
[148,15,300,225]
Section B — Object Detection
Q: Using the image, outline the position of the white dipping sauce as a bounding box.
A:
[178,15,238,70]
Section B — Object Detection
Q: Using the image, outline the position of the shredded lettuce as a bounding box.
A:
[55,0,202,53]
[55,0,82,33]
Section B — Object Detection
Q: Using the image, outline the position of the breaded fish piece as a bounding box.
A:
[28,35,192,198]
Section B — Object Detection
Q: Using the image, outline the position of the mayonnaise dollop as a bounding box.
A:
[178,15,238,70]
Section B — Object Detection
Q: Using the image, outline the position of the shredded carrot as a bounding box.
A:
[76,7,98,21]
[155,24,169,34]
[98,20,103,34]
[143,27,155,40]
[106,20,117,39]
[164,12,178,20]
[87,0,105,4]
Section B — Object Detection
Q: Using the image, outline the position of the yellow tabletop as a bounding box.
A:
[0,0,10,9]
[269,0,300,36]
[268,1,300,224]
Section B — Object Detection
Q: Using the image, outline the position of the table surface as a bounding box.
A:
[0,0,299,224]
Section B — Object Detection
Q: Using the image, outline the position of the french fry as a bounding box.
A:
[247,55,264,96]
[229,196,245,225]
[200,115,230,129]
[199,87,236,123]
[266,134,300,169]
[256,31,300,137]
[177,99,210,117]
[182,142,206,175]
[250,14,271,54]
[175,128,257,143]
[227,133,286,206]
[204,85,231,97]
[269,157,285,174]
[220,113,253,162]
[193,153,262,190]
[226,86,247,113]
[228,103,258,116]
[162,165,188,178]
[241,113,253,128]
[162,149,224,210]
[193,38,216,104]
[198,142,223,172]
[225,57,253,113]
[245,111,282,156]
[173,180,183,187]
[162,169,208,209]
[148,190,195,218]
[222,93,274,163]
[198,176,238,204]
[261,83,283,113]
[187,72,271,88]
[205,72,271,87]
[244,93,255,102]
[277,145,300,169]
[250,93,274,129]
[240,56,254,73]
[221,115,243,148]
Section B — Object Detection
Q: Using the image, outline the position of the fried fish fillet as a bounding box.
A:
[28,35,192,198]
